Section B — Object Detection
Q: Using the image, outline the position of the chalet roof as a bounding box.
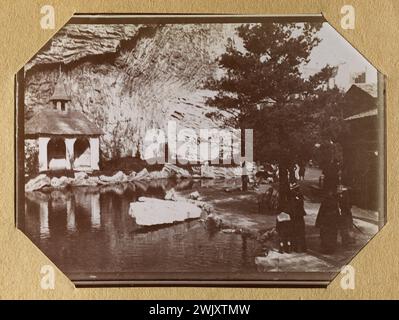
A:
[347,83,378,98]
[25,110,103,136]
[49,78,71,101]
[344,108,378,121]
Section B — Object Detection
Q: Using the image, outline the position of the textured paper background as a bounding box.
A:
[0,0,397,299]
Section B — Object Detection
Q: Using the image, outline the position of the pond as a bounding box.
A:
[20,179,264,283]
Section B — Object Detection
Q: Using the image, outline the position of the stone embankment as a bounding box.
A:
[25,163,254,192]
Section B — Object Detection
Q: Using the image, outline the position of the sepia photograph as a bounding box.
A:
[15,14,385,287]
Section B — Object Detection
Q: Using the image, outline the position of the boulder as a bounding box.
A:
[99,171,128,184]
[50,176,71,188]
[25,174,50,192]
[221,228,237,233]
[160,166,173,179]
[189,191,200,200]
[225,167,242,179]
[200,164,216,179]
[205,212,222,229]
[72,175,99,186]
[133,168,150,180]
[164,188,177,201]
[88,176,100,184]
[129,197,202,226]
[150,170,170,179]
[112,171,128,182]
[126,171,137,181]
[200,165,242,179]
[191,166,201,175]
[212,167,227,179]
[163,163,191,178]
[195,201,213,214]
[74,171,88,180]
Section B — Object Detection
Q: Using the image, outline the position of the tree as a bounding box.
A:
[206,22,341,203]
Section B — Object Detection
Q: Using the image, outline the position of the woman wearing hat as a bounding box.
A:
[288,182,307,252]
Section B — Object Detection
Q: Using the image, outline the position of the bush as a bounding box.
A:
[25,140,39,177]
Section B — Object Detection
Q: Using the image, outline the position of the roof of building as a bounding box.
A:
[25,110,103,136]
[49,78,71,101]
[344,108,378,121]
[348,83,378,98]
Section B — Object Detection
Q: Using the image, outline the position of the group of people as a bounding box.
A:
[273,160,355,255]
[251,158,355,255]
[255,161,307,185]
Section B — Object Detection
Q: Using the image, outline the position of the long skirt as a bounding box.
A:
[291,216,307,252]
[320,224,338,253]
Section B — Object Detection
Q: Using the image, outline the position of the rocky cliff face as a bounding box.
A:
[25,23,237,161]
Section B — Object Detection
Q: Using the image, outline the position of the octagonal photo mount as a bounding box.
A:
[15,14,386,287]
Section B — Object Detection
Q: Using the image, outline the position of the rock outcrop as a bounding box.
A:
[24,24,237,161]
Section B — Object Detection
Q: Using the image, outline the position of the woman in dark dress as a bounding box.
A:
[288,183,307,252]
[316,191,340,253]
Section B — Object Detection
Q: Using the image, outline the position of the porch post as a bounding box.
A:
[38,137,50,172]
[89,137,100,170]
[65,138,76,170]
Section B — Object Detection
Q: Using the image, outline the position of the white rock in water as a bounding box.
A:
[50,176,71,188]
[164,188,177,201]
[72,176,99,186]
[221,228,236,233]
[74,171,88,180]
[99,171,128,183]
[189,191,200,200]
[25,174,50,192]
[133,168,150,180]
[129,197,202,226]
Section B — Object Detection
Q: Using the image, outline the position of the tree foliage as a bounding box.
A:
[206,22,345,164]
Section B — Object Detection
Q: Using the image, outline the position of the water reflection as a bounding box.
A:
[22,179,261,278]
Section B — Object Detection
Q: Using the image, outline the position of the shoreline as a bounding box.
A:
[24,162,256,193]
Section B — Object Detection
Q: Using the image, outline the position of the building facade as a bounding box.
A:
[342,83,381,210]
[25,76,103,172]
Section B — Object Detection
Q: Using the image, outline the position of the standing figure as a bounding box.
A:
[316,191,339,253]
[276,211,293,253]
[288,163,298,183]
[258,187,274,214]
[337,185,355,245]
[288,183,307,252]
[298,162,306,181]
